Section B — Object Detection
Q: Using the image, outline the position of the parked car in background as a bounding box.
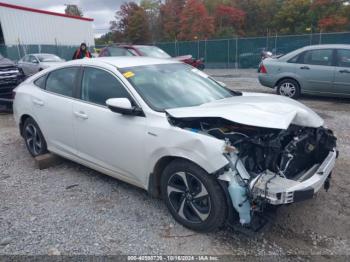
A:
[99,44,205,70]
[258,44,350,99]
[13,57,337,232]
[0,53,25,109]
[18,53,65,76]
[98,46,134,57]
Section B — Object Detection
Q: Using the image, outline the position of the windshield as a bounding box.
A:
[37,54,62,62]
[136,46,171,59]
[119,63,234,111]
[108,47,134,56]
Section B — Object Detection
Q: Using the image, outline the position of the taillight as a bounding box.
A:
[259,64,267,74]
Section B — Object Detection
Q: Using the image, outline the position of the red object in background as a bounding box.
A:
[99,44,205,70]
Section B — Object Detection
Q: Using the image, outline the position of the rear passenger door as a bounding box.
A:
[295,49,335,94]
[334,49,350,96]
[31,67,80,156]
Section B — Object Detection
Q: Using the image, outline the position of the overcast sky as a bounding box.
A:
[1,0,133,37]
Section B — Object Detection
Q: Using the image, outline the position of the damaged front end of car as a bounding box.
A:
[167,115,337,229]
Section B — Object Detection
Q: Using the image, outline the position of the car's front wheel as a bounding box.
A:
[277,78,300,99]
[23,117,48,157]
[161,159,227,232]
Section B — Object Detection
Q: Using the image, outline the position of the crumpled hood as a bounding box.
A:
[166,93,324,129]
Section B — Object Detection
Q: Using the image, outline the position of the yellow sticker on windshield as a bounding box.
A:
[123,71,135,78]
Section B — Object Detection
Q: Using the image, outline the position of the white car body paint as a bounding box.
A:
[13,57,336,227]
[13,57,229,190]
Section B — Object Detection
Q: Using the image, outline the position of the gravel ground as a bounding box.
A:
[0,70,349,259]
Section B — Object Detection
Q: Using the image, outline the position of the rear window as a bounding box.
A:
[46,67,79,97]
[105,47,134,57]
[34,75,46,89]
[288,54,300,63]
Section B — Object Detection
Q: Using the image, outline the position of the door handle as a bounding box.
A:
[300,66,310,70]
[74,111,88,120]
[32,98,44,106]
[339,69,350,73]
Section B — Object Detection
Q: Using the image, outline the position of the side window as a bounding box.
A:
[302,49,333,66]
[81,67,131,106]
[29,55,37,63]
[336,49,350,68]
[46,67,79,97]
[22,55,29,62]
[288,54,300,63]
[34,75,46,89]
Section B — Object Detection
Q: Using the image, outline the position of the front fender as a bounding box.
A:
[146,127,229,181]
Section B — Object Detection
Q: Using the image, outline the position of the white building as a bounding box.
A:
[0,2,94,46]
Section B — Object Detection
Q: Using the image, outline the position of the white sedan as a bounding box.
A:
[13,57,337,232]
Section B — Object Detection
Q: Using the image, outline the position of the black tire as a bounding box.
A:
[277,78,301,99]
[23,117,48,157]
[161,159,227,232]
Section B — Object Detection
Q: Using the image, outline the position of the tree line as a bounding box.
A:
[95,0,350,45]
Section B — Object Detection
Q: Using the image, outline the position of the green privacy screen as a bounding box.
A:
[155,32,350,69]
[0,44,83,61]
[1,32,349,69]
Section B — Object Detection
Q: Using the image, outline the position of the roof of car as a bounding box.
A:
[24,53,58,56]
[276,44,350,62]
[67,56,179,68]
[301,44,350,50]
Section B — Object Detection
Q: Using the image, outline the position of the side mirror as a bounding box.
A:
[31,59,39,64]
[106,98,144,116]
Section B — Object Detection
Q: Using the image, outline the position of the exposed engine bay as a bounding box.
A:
[169,116,336,180]
[168,116,337,227]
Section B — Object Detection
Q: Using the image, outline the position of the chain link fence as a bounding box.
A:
[0,44,85,61]
[155,31,350,69]
[1,32,349,67]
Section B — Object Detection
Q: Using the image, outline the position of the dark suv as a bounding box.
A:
[0,54,25,109]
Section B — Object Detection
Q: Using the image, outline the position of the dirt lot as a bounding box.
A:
[0,69,349,259]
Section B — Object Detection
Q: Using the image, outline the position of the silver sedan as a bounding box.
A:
[18,53,65,76]
[258,44,350,99]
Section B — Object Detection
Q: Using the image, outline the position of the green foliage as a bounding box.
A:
[110,2,150,44]
[95,32,113,45]
[106,0,350,43]
[273,0,312,34]
[64,4,83,17]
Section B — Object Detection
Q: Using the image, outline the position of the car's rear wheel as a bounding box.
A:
[161,159,227,232]
[277,79,300,99]
[23,117,47,157]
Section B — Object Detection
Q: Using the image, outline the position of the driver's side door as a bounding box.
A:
[72,66,148,187]
[27,55,40,75]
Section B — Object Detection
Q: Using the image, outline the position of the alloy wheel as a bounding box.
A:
[167,172,211,223]
[279,82,296,97]
[24,124,42,156]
